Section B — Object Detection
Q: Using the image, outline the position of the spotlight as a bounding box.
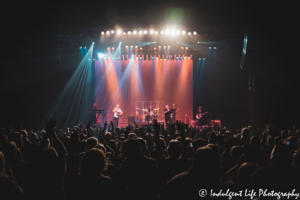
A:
[186,47,188,49]
[177,42,179,44]
[117,30,122,34]
[180,57,182,60]
[176,30,180,35]
[197,41,200,44]
[171,30,175,35]
[188,32,191,35]
[199,58,201,60]
[214,47,217,49]
[144,30,148,34]
[84,47,87,49]
[155,31,158,34]
[165,30,169,35]
[158,46,161,48]
[79,46,82,49]
[193,31,197,35]
[106,31,110,34]
[133,30,137,34]
[152,57,154,60]
[150,30,154,34]
[112,47,114,50]
[154,48,156,49]
[101,31,104,35]
[203,58,206,60]
[130,46,133,48]
[167,46,170,49]
[182,31,186,35]
[163,46,166,49]
[98,53,103,58]
[92,42,94,45]
[154,41,156,43]
[128,31,131,34]
[139,31,142,35]
[135,46,138,48]
[120,42,122,44]
[140,48,143,49]
[111,30,114,34]
[161,31,164,34]
[125,46,128,48]
[123,32,126,35]
[140,56,142,60]
[176,57,178,60]
[209,47,212,49]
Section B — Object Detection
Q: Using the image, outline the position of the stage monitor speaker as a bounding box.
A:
[128,116,135,126]
[211,120,221,128]
[191,120,199,127]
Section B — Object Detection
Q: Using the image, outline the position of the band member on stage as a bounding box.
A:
[170,104,179,123]
[164,105,171,127]
[196,106,207,126]
[112,104,122,128]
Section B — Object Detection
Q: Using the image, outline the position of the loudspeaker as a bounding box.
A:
[191,120,199,127]
[211,120,221,128]
[128,116,135,126]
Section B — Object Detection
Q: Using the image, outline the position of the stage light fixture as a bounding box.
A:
[155,31,158,34]
[177,42,179,44]
[112,47,114,50]
[135,46,138,48]
[154,41,156,43]
[186,47,188,49]
[203,58,206,60]
[199,58,201,60]
[79,46,82,49]
[130,46,133,48]
[158,46,161,48]
[117,30,122,34]
[150,30,154,34]
[161,31,164,34]
[140,56,143,60]
[176,30,180,35]
[197,42,200,44]
[98,53,103,58]
[171,30,175,35]
[133,30,137,34]
[165,30,169,35]
[123,32,126,35]
[152,57,154,60]
[106,31,110,34]
[84,47,87,49]
[180,57,182,60]
[125,46,128,48]
[120,42,122,44]
[139,31,142,35]
[209,47,212,49]
[140,48,143,49]
[144,30,148,34]
[111,30,114,34]
[181,47,184,49]
[182,31,186,35]
[163,46,166,49]
[188,32,191,35]
[154,48,156,49]
[101,31,104,35]
[193,31,197,35]
[176,57,178,60]
[214,47,217,49]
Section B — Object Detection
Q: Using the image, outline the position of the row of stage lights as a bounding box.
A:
[97,54,192,61]
[101,30,197,36]
[106,46,188,49]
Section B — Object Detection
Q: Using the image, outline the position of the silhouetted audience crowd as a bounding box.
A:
[1,119,300,200]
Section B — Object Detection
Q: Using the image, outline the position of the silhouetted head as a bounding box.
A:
[80,148,107,176]
[2,142,17,161]
[95,144,106,153]
[168,140,181,159]
[250,136,260,147]
[0,152,6,177]
[242,129,250,138]
[192,138,207,151]
[225,137,241,150]
[86,137,98,150]
[137,138,146,154]
[237,162,258,187]
[208,132,217,144]
[192,146,219,170]
[230,145,246,164]
[123,139,141,159]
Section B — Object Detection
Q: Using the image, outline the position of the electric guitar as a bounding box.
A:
[170,108,179,118]
[196,111,208,119]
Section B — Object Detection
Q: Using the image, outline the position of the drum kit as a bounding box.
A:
[136,107,160,122]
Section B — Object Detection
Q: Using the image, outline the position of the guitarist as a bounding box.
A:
[196,106,208,127]
[170,104,179,123]
[112,104,122,128]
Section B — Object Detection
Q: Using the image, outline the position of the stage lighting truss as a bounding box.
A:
[100,29,197,36]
